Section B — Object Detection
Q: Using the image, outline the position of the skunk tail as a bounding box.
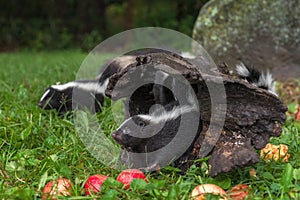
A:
[236,63,277,96]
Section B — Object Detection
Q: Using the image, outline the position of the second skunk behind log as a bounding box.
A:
[38,55,135,114]
[236,63,277,96]
[38,80,108,114]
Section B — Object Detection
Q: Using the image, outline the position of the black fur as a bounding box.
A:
[38,87,73,113]
[236,63,276,95]
[112,102,202,170]
[237,65,262,86]
[38,80,105,114]
[112,114,182,153]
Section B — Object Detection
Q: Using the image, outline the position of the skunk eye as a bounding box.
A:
[138,121,146,127]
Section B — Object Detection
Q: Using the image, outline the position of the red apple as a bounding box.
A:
[84,174,108,195]
[42,178,71,200]
[228,184,250,200]
[191,184,227,200]
[116,169,147,189]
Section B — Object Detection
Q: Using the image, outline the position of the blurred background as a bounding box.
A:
[0,0,209,51]
[1,0,299,80]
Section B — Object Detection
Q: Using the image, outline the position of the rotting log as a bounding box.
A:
[105,50,287,177]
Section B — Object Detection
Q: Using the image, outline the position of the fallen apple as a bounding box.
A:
[260,143,290,162]
[84,174,108,195]
[191,184,227,200]
[42,178,71,200]
[116,169,147,189]
[228,184,250,200]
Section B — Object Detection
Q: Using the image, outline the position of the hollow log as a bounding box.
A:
[105,51,287,176]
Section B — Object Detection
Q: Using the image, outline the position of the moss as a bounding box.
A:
[192,0,300,54]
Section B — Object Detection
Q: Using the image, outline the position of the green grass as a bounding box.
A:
[0,51,299,199]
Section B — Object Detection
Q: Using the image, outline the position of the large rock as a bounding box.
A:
[192,0,300,80]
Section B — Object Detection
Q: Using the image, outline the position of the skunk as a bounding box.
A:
[112,88,201,171]
[97,48,191,83]
[97,55,136,83]
[38,55,134,114]
[38,79,108,114]
[38,49,194,114]
[236,63,277,96]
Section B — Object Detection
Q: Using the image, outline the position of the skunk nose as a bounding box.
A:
[111,132,117,139]
[112,130,124,144]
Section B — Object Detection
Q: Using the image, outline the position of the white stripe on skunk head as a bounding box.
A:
[39,88,51,102]
[139,77,198,123]
[236,63,277,96]
[115,104,192,131]
[112,103,199,150]
[138,104,197,124]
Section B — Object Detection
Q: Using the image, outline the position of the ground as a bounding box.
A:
[0,51,299,199]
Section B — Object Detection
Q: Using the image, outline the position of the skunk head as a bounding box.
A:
[112,102,201,171]
[38,80,108,113]
[38,84,73,112]
[112,115,152,150]
[236,63,277,96]
[112,103,199,152]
